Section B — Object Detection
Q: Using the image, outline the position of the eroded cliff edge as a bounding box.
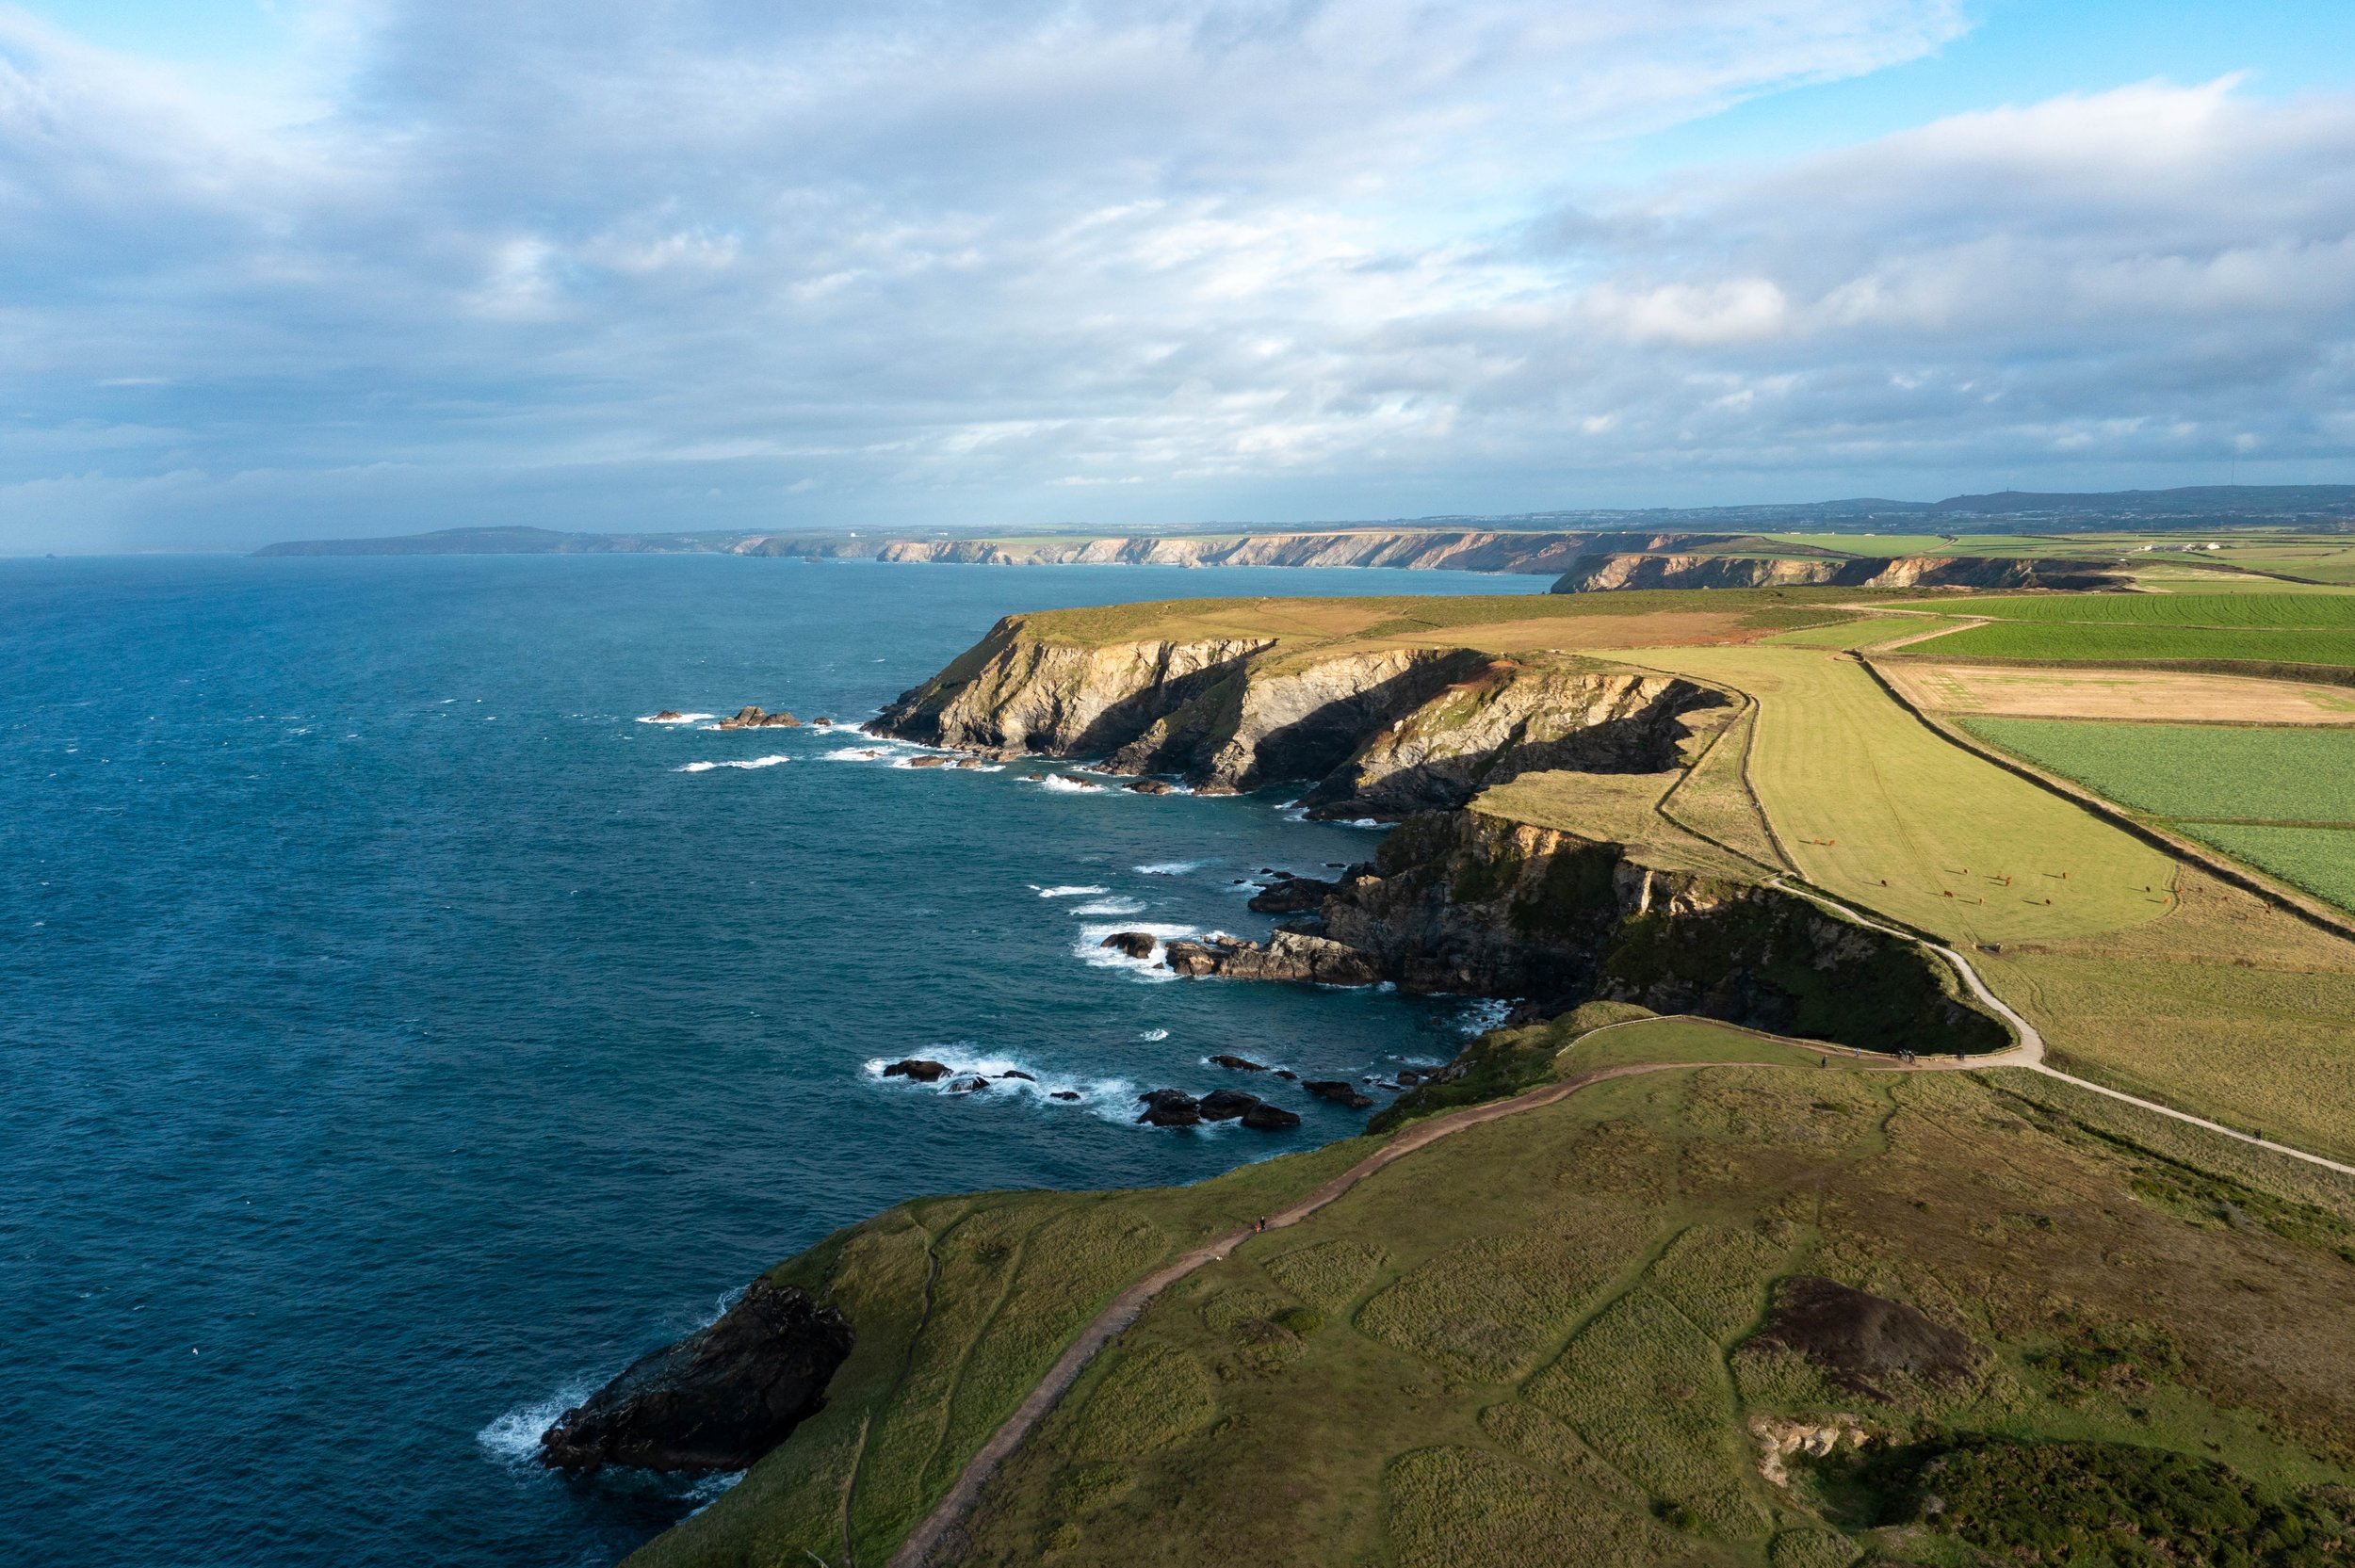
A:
[874,613,2007,1061]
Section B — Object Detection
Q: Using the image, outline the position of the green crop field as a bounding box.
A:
[1904,619,2355,668]
[1924,592,2355,626]
[2184,824,2355,913]
[1958,718,2355,915]
[1959,719,2355,823]
[1608,647,2174,945]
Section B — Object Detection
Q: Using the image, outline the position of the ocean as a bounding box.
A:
[0,554,1548,1567]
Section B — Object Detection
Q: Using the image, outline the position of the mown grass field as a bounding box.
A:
[943,1055,2355,1567]
[1604,647,2174,945]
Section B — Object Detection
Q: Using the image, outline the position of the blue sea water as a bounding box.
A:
[0,555,1548,1568]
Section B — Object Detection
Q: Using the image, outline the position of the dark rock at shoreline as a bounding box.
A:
[1100,930,1158,960]
[1274,1069,1298,1080]
[907,755,949,768]
[948,1075,990,1092]
[1209,1054,1268,1072]
[883,1059,950,1082]
[1137,1089,1202,1127]
[1162,931,1379,987]
[1246,876,1339,914]
[538,1279,853,1474]
[1050,1091,1082,1101]
[1127,778,1175,795]
[1302,1079,1374,1110]
[1241,1103,1302,1131]
[999,1069,1037,1082]
[1197,1088,1262,1121]
[653,709,683,721]
[813,717,834,726]
[718,705,800,729]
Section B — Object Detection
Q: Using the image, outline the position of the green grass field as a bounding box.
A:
[938,1062,2355,1567]
[1606,647,2174,945]
[2184,823,2355,912]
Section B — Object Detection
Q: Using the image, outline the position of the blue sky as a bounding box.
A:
[4,0,2353,550]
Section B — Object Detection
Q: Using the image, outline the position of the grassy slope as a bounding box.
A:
[624,1141,1377,1568]
[1903,622,2355,668]
[1976,865,2355,1161]
[950,1036,2355,1567]
[1596,647,2174,946]
[1919,593,2355,626]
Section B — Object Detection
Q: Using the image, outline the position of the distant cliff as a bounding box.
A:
[1551,552,2128,594]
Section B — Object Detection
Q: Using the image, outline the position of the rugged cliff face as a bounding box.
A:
[871,529,1733,573]
[1292,809,2007,1054]
[1553,553,2127,594]
[875,621,1723,811]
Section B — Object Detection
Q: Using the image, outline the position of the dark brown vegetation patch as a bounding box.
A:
[1751,1275,1979,1399]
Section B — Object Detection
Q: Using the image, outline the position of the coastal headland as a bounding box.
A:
[576,582,2355,1568]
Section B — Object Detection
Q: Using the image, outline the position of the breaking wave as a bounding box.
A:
[674,755,791,772]
[1070,897,1145,916]
[635,712,715,725]
[1134,860,1202,876]
[1033,884,1109,897]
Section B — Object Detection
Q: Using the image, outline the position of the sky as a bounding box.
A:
[4,1,2354,551]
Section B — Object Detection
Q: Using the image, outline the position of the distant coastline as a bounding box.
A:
[249,484,2355,566]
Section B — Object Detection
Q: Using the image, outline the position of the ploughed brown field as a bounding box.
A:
[1878,661,2355,724]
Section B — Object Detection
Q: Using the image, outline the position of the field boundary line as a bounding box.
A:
[1874,652,2355,690]
[1858,655,2355,944]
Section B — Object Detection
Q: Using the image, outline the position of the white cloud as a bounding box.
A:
[0,3,2350,549]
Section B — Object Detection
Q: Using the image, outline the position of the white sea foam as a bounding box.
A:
[1134,861,1202,876]
[478,1380,596,1469]
[1032,884,1109,897]
[822,746,897,762]
[1071,897,1145,916]
[1036,774,1103,794]
[684,1471,746,1514]
[863,1049,1130,1112]
[1139,1027,1169,1042]
[1454,997,1514,1035]
[674,754,791,772]
[1076,921,1200,980]
[636,712,716,725]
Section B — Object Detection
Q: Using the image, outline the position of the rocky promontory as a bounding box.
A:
[1551,552,2125,594]
[539,1279,853,1474]
[873,615,1724,815]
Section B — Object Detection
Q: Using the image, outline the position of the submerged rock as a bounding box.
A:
[1099,930,1159,960]
[1137,1089,1203,1127]
[653,709,683,721]
[1127,778,1175,795]
[1301,1079,1374,1110]
[1241,1103,1302,1131]
[538,1279,853,1474]
[999,1069,1037,1082]
[906,754,949,768]
[718,706,800,729]
[948,1075,990,1092]
[1050,1091,1082,1102]
[883,1059,950,1083]
[1209,1054,1268,1073]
